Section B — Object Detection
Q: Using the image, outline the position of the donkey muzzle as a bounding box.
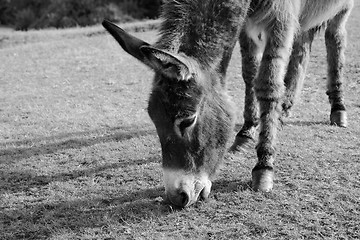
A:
[163,169,212,208]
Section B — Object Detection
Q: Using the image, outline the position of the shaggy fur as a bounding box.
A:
[149,0,251,174]
[157,0,250,79]
[232,0,353,191]
[103,0,353,205]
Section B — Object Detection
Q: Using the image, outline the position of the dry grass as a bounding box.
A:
[1,5,360,240]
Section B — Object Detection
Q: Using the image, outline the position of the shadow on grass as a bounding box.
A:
[0,156,160,193]
[0,125,156,162]
[1,170,259,239]
[1,186,170,239]
[235,120,330,133]
[2,178,256,239]
[212,178,252,193]
[283,120,329,127]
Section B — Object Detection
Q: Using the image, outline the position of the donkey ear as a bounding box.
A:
[103,19,192,81]
[102,19,150,63]
[140,46,192,81]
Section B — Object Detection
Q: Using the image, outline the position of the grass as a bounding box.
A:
[1,5,360,240]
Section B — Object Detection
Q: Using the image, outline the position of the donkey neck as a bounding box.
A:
[156,0,251,70]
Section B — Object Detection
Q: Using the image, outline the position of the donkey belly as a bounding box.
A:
[299,0,352,31]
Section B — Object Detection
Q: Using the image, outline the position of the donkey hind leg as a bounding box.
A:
[282,31,313,117]
[252,21,296,192]
[229,29,263,152]
[325,8,352,128]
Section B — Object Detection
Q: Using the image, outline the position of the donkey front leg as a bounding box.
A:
[230,29,263,152]
[282,31,313,117]
[325,6,352,128]
[252,22,296,192]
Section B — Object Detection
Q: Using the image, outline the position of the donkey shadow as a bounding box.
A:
[235,120,329,131]
[0,155,160,194]
[2,121,253,239]
[2,156,253,239]
[284,120,329,127]
[0,123,159,196]
[0,125,157,163]
[2,186,171,239]
[212,178,252,193]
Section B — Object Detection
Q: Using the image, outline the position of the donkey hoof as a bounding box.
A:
[229,136,255,153]
[330,110,347,127]
[251,166,274,192]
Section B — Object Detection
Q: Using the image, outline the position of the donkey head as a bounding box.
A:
[103,20,235,207]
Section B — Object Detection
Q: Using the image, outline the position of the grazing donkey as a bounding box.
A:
[102,0,353,207]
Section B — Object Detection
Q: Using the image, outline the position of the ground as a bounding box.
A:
[0,5,359,240]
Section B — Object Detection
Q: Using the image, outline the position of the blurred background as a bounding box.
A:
[0,0,163,30]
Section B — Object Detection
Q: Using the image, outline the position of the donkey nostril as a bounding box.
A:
[168,190,190,207]
[179,191,190,207]
[199,188,206,201]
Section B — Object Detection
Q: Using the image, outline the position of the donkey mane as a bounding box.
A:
[157,0,249,69]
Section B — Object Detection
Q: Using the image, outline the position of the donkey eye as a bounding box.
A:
[174,115,197,137]
[179,116,196,133]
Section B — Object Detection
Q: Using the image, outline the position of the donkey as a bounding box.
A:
[102,0,353,207]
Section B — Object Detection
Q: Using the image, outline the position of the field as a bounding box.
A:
[1,6,360,240]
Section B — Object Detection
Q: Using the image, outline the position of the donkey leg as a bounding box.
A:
[252,22,296,192]
[229,29,262,152]
[325,7,352,127]
[282,32,313,117]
